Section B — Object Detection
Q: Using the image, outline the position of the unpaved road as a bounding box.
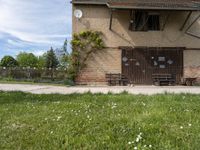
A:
[0,84,200,95]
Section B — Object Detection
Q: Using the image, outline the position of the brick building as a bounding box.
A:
[72,0,200,85]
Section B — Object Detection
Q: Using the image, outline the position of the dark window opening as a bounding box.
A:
[148,15,160,31]
[129,10,160,31]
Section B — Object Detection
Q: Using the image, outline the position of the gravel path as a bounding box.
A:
[1,84,200,95]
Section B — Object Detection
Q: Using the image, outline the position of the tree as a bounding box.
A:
[63,39,68,54]
[45,47,59,68]
[37,55,46,69]
[60,54,68,68]
[54,39,69,68]
[0,56,18,67]
[17,52,38,68]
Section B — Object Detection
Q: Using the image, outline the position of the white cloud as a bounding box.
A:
[32,50,46,56]
[0,0,72,58]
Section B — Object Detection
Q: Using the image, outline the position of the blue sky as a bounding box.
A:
[0,0,72,58]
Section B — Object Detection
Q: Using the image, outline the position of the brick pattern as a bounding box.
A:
[76,48,121,85]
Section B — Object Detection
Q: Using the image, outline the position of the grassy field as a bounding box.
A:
[0,92,200,149]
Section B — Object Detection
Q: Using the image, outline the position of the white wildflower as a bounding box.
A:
[136,133,142,142]
[149,145,152,148]
[50,131,53,134]
[188,123,192,127]
[57,116,62,121]
[128,142,132,145]
[142,102,146,106]
[144,145,147,147]
[180,126,183,129]
[134,147,137,150]
[136,137,140,142]
[111,106,117,109]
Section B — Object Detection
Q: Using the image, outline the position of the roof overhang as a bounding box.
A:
[71,1,106,5]
[72,0,200,11]
[107,2,200,11]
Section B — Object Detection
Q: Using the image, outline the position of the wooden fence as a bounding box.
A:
[0,67,68,83]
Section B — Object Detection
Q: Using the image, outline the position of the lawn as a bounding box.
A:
[0,92,200,149]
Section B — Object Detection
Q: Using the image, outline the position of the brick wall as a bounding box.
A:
[76,48,121,85]
[184,50,200,82]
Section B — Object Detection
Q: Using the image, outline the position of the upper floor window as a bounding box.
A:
[129,11,160,31]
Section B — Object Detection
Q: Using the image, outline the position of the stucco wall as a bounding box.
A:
[73,5,200,48]
[72,4,200,84]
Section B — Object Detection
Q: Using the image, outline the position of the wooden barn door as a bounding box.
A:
[122,48,183,85]
[122,48,152,84]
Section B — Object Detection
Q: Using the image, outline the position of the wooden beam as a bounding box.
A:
[109,9,113,30]
[186,32,200,39]
[184,13,200,39]
[162,13,170,31]
[180,11,192,31]
[185,14,200,32]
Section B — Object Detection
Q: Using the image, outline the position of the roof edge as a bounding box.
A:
[72,1,200,11]
[72,1,106,5]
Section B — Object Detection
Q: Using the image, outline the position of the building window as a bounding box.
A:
[148,14,160,31]
[129,10,160,31]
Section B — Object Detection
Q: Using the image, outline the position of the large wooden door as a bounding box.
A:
[122,48,183,84]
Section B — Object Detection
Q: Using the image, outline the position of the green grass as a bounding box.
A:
[0,92,200,149]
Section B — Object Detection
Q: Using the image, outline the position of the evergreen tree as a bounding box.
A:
[45,47,59,68]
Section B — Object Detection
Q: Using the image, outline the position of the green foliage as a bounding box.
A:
[45,47,59,68]
[1,92,200,149]
[58,40,69,68]
[69,31,105,81]
[37,55,46,69]
[63,39,68,54]
[17,52,38,68]
[0,56,18,67]
[59,54,68,68]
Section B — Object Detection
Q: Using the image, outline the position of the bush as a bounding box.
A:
[0,56,18,67]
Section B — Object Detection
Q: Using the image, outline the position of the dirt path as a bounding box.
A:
[0,83,200,95]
